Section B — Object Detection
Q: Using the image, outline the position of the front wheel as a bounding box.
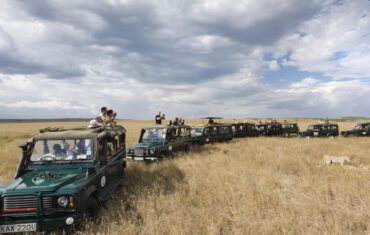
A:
[82,198,101,224]
[184,144,190,153]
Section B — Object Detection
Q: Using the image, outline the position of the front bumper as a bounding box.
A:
[0,211,79,233]
[126,155,157,161]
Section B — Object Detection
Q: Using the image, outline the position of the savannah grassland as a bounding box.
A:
[1,119,370,234]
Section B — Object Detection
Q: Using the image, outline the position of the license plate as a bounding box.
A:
[0,223,36,233]
[134,157,144,161]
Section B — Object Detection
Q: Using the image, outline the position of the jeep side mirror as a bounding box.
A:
[15,143,31,179]
[18,143,28,152]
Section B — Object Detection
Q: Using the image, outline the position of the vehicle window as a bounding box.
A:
[204,128,210,135]
[31,139,93,162]
[98,138,107,165]
[118,133,125,150]
[181,127,190,137]
[106,137,116,158]
[191,128,203,137]
[331,125,338,130]
[219,126,231,134]
[212,127,218,135]
[354,124,362,130]
[142,128,167,141]
[166,129,173,140]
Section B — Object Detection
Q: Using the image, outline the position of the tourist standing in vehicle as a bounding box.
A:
[155,111,165,125]
[106,109,117,127]
[100,107,108,123]
[208,118,214,125]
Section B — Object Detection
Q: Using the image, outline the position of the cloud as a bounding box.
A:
[0,0,369,119]
[275,0,370,79]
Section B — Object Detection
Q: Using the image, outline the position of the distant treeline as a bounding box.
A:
[0,117,369,124]
[0,118,91,123]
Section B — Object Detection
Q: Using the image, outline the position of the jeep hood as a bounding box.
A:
[131,141,165,149]
[0,168,89,195]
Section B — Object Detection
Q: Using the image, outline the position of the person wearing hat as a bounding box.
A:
[88,116,105,128]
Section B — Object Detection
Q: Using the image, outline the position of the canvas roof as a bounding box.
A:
[33,125,125,140]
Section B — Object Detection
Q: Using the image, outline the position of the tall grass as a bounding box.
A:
[1,120,370,234]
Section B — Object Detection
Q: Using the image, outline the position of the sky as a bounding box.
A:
[0,0,369,119]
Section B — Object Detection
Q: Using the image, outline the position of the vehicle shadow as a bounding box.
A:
[98,162,186,226]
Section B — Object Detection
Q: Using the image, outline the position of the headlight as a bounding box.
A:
[57,196,69,208]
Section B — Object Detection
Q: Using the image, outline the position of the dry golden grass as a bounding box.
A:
[1,119,370,234]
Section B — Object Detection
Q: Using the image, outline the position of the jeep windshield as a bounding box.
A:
[307,125,319,131]
[191,128,204,137]
[142,128,166,142]
[31,139,93,162]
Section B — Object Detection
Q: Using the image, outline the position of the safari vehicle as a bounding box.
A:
[190,124,233,146]
[216,124,234,141]
[0,126,126,234]
[244,122,258,137]
[255,122,282,136]
[127,125,191,161]
[341,122,370,137]
[190,127,210,146]
[231,123,247,138]
[299,123,339,137]
[231,123,257,138]
[281,122,300,137]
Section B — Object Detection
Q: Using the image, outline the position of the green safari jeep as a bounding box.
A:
[0,126,126,233]
[127,125,191,161]
[341,122,370,137]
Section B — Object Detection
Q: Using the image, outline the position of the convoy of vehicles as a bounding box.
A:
[0,118,368,233]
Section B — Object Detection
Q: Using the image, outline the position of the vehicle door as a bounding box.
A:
[312,125,320,137]
[171,127,184,151]
[203,127,212,143]
[107,133,125,178]
[165,128,175,152]
[231,125,237,135]
[96,135,122,198]
[330,125,339,136]
[95,136,111,197]
[366,125,370,136]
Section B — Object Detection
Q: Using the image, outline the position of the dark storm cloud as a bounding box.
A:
[2,0,322,84]
[0,53,84,78]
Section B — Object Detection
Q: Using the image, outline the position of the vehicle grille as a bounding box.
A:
[134,149,144,156]
[3,195,37,213]
[42,196,53,210]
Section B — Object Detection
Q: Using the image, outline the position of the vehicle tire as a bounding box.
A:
[158,151,167,161]
[83,197,101,224]
[192,142,201,151]
[184,144,190,153]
